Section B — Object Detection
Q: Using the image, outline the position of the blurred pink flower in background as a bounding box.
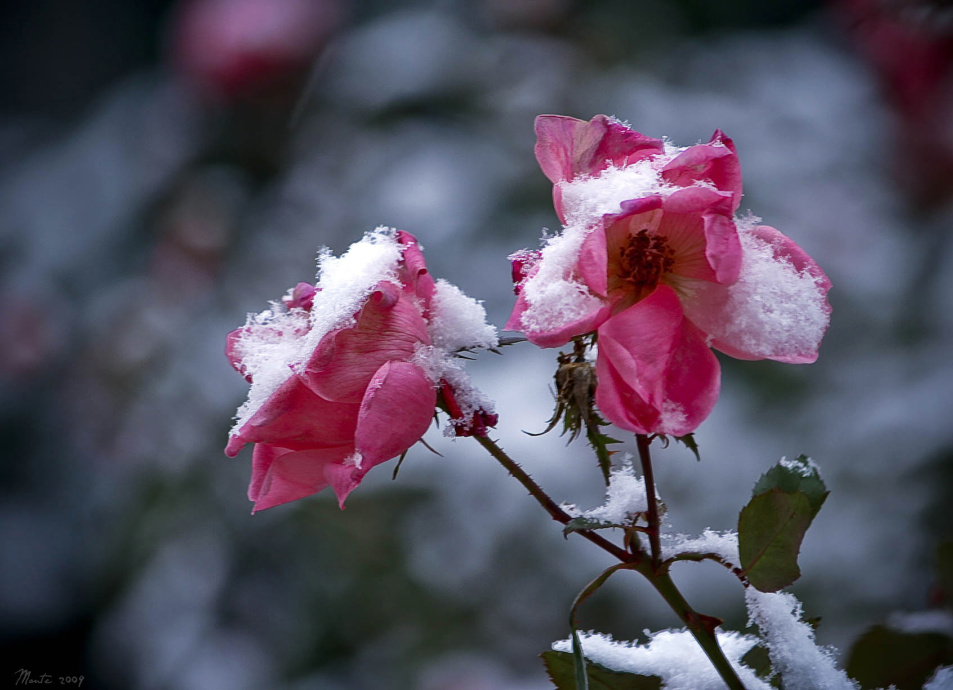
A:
[834,0,953,204]
[170,0,343,102]
[508,115,832,435]
[226,229,497,511]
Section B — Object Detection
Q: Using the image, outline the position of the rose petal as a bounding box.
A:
[595,285,721,435]
[396,230,436,310]
[301,284,430,402]
[535,114,665,186]
[249,444,355,512]
[660,188,740,285]
[355,360,436,467]
[226,374,360,457]
[225,327,252,382]
[661,130,743,211]
[681,226,831,364]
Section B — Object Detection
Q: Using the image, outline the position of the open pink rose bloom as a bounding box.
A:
[507,115,831,436]
[226,229,498,511]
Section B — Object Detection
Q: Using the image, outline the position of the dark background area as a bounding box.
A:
[1,0,951,688]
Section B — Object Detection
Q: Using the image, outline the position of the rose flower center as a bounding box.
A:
[618,229,675,291]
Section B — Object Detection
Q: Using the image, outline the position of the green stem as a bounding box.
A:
[472,432,748,689]
[635,433,662,568]
[648,568,747,690]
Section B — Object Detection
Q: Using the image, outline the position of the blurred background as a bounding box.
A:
[2,0,952,687]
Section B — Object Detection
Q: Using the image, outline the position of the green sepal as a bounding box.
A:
[392,450,408,480]
[541,650,663,689]
[674,433,701,461]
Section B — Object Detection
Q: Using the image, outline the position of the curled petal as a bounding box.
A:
[535,114,665,184]
[661,188,740,285]
[576,222,610,297]
[510,249,541,291]
[225,328,253,382]
[355,361,436,468]
[301,285,430,402]
[396,230,437,309]
[595,285,721,435]
[504,244,610,346]
[226,375,360,457]
[661,130,743,211]
[249,444,355,512]
[282,282,317,311]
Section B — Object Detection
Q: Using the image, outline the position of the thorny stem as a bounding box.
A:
[472,435,631,563]
[636,433,662,568]
[649,568,747,690]
[473,431,748,690]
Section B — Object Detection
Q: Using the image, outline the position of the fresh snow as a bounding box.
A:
[661,529,741,569]
[231,227,404,433]
[565,460,649,524]
[745,588,859,690]
[552,629,770,690]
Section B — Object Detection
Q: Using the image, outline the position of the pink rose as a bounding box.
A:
[508,115,831,436]
[170,0,342,103]
[227,229,497,511]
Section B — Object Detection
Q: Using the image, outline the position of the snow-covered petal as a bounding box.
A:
[681,225,831,363]
[301,283,431,402]
[661,129,743,211]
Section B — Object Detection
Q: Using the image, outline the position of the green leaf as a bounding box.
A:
[738,489,813,592]
[845,625,953,690]
[563,517,628,538]
[740,645,781,686]
[541,651,663,689]
[752,455,828,518]
[674,433,701,462]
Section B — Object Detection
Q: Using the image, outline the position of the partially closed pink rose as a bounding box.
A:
[227,229,497,511]
[508,115,831,436]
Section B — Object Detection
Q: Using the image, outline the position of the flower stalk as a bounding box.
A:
[473,433,748,689]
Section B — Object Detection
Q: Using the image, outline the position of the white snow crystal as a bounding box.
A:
[745,588,859,690]
[925,665,953,690]
[516,221,604,335]
[661,529,741,570]
[563,459,650,524]
[231,227,404,433]
[427,278,498,351]
[552,629,770,690]
[692,225,830,361]
[779,455,820,477]
[558,158,678,227]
